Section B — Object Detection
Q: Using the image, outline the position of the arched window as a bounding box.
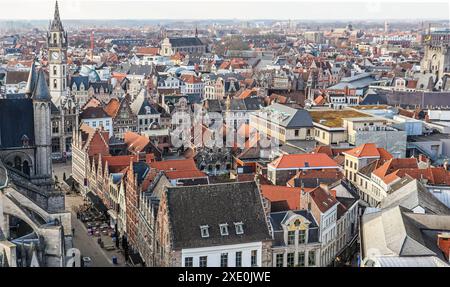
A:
[22,161,30,176]
[14,156,21,171]
[53,66,57,75]
[54,79,57,89]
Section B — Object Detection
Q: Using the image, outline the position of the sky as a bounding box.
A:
[0,0,449,21]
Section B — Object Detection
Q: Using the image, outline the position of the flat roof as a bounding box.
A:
[309,109,372,128]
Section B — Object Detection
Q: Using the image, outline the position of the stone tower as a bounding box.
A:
[47,1,68,106]
[31,69,53,185]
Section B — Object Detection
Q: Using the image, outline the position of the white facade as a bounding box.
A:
[181,242,263,267]
[319,204,338,266]
[81,117,113,137]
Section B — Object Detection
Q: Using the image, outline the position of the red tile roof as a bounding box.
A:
[104,98,121,117]
[343,143,393,159]
[151,158,198,171]
[124,132,150,153]
[260,185,310,211]
[269,153,339,169]
[136,47,159,56]
[372,158,418,182]
[309,186,339,213]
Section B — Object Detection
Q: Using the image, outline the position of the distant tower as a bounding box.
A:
[90,31,95,61]
[47,0,68,106]
[384,21,389,33]
[195,26,198,38]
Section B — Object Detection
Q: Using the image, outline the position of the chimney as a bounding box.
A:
[437,233,450,262]
[319,183,329,192]
[329,189,337,198]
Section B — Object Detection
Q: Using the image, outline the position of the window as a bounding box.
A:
[287,253,295,267]
[92,121,97,127]
[53,79,57,89]
[184,257,193,267]
[53,66,57,75]
[287,231,295,245]
[220,224,229,236]
[295,129,299,137]
[52,121,59,134]
[220,253,228,267]
[251,250,257,267]
[234,222,244,234]
[298,230,306,244]
[276,253,284,267]
[200,225,209,238]
[298,252,305,267]
[235,251,242,267]
[308,251,316,266]
[199,256,208,267]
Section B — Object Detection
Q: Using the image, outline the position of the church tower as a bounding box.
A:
[47,1,68,106]
[25,65,53,186]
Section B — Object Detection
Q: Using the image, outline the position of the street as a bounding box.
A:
[55,159,126,267]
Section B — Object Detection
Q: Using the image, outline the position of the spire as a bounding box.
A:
[32,69,51,102]
[25,60,37,97]
[50,1,64,32]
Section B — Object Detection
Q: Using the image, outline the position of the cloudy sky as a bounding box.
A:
[0,0,449,20]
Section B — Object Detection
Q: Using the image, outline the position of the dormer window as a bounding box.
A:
[234,222,244,235]
[219,224,229,236]
[200,225,209,238]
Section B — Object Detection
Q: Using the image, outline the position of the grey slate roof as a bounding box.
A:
[366,91,450,108]
[260,103,313,128]
[70,76,89,91]
[270,210,320,247]
[24,62,37,96]
[381,177,450,215]
[80,106,110,119]
[166,181,271,249]
[169,37,204,47]
[32,70,51,101]
[362,205,450,260]
[0,98,35,148]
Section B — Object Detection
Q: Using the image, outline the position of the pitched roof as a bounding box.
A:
[167,181,271,249]
[169,37,204,47]
[124,131,150,153]
[80,106,110,119]
[381,177,450,215]
[344,143,393,159]
[104,98,121,117]
[151,158,198,172]
[269,153,339,169]
[373,158,418,183]
[0,98,34,148]
[309,186,339,213]
[260,185,307,211]
[32,69,51,101]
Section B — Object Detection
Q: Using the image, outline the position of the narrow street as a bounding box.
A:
[54,160,126,267]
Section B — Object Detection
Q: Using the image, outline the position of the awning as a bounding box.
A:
[107,209,118,220]
[128,252,144,266]
[86,191,108,213]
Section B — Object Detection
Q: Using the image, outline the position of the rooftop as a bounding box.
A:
[309,109,370,128]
